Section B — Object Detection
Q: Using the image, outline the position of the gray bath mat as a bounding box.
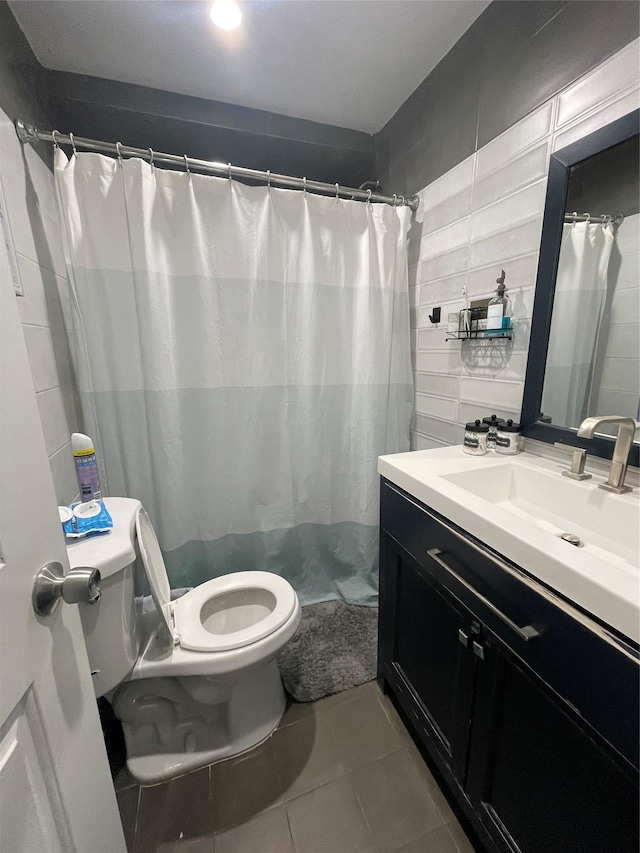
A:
[277,600,378,702]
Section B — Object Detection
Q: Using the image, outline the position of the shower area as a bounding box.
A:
[18,122,417,696]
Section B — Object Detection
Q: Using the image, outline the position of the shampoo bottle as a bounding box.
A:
[71,433,102,502]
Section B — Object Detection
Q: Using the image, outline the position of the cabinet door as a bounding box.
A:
[379,534,477,781]
[381,479,639,771]
[466,630,639,853]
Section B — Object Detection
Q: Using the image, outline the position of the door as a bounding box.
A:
[466,628,639,853]
[379,535,477,781]
[0,232,126,850]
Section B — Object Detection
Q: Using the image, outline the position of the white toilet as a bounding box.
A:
[68,497,301,784]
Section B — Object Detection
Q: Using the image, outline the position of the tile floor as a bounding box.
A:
[115,681,478,853]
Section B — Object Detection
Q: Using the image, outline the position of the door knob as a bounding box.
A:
[33,561,101,616]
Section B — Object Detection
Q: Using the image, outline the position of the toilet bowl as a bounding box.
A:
[68,497,301,784]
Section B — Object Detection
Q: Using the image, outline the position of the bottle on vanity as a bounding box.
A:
[463,420,489,456]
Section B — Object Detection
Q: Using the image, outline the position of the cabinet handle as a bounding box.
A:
[426,548,540,642]
[385,483,636,660]
[472,640,485,660]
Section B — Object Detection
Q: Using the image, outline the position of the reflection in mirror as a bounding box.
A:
[540,133,639,442]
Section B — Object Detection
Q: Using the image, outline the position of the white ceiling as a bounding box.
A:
[10,0,489,133]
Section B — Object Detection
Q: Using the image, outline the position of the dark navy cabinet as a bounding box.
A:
[378,478,639,853]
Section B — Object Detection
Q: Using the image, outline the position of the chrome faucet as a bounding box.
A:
[577,416,637,494]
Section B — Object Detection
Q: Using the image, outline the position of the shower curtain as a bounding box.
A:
[542,220,614,429]
[55,150,413,605]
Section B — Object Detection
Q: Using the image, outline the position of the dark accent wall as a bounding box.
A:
[566,133,640,218]
[0,1,53,164]
[44,71,377,187]
[4,0,638,193]
[3,0,375,186]
[377,1,640,198]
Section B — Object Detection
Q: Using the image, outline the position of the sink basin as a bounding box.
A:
[443,462,639,570]
[378,445,640,642]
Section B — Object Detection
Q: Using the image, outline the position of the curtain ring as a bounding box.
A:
[302,176,307,195]
[228,162,232,180]
[148,148,155,171]
[266,169,271,190]
[69,132,77,156]
[52,130,60,149]
[398,195,405,206]
[116,142,123,165]
[583,212,590,223]
[366,189,372,207]
[183,155,190,173]
[392,194,397,207]
[335,182,340,201]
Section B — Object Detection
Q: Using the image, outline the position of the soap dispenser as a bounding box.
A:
[486,270,511,334]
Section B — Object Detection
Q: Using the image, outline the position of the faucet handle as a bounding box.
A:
[553,443,592,481]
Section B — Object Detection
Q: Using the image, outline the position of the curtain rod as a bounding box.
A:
[15,120,420,212]
[564,211,624,225]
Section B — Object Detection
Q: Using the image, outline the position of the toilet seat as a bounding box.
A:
[175,572,297,652]
[135,507,297,654]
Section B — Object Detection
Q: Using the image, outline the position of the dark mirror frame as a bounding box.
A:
[521,109,640,468]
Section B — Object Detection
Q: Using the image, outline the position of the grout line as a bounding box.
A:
[130,785,141,853]
[20,320,68,332]
[47,437,74,460]
[418,249,539,288]
[33,372,71,392]
[49,441,72,462]
[554,81,640,138]
[445,821,472,853]
[474,131,552,185]
[415,390,460,403]
[14,248,69,284]
[283,802,296,853]
[13,248,66,280]
[419,214,470,248]
[414,411,459,424]
[35,383,68,397]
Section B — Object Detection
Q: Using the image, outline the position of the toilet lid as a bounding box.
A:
[135,506,175,644]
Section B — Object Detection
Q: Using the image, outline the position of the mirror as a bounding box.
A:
[522,111,640,466]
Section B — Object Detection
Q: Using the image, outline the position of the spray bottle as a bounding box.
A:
[71,433,102,502]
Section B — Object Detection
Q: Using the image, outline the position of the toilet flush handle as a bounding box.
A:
[32,561,101,617]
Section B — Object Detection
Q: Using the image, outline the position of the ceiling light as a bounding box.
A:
[210,0,242,30]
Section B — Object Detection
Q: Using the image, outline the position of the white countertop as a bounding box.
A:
[378,446,640,644]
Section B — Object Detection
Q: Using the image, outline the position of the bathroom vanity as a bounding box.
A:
[377,447,639,853]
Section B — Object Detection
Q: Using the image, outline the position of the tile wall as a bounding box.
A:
[408,40,640,450]
[0,105,81,503]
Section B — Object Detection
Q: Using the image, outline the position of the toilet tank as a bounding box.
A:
[67,497,143,698]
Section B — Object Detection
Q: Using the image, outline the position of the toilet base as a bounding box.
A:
[111,659,287,785]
